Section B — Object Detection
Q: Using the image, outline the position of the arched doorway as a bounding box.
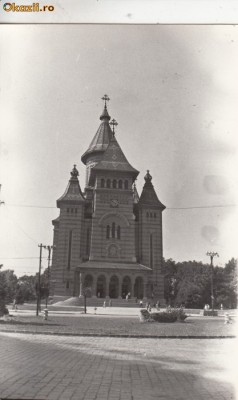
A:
[109,275,119,298]
[121,276,131,298]
[134,277,144,299]
[84,274,93,298]
[96,275,106,298]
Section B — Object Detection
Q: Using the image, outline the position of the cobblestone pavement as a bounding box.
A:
[0,332,237,400]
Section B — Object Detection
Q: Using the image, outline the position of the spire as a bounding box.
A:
[100,94,111,121]
[92,134,139,180]
[57,165,85,207]
[138,170,166,210]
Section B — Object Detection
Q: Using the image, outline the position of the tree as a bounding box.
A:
[15,274,37,304]
[164,258,177,305]
[0,266,8,316]
[82,287,92,314]
[2,269,18,303]
[214,258,237,309]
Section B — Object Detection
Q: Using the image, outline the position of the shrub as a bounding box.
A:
[140,308,188,323]
[150,312,177,323]
[173,308,188,321]
[140,308,153,322]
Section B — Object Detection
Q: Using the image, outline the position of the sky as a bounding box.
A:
[0,24,237,276]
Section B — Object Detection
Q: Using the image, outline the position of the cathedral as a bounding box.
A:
[50,96,166,303]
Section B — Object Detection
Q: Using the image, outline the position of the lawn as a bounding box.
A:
[0,313,236,337]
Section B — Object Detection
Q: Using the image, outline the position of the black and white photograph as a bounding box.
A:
[0,18,237,400]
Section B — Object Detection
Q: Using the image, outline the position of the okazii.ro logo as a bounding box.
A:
[3,2,54,12]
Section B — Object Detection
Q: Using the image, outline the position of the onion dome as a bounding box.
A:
[81,96,113,165]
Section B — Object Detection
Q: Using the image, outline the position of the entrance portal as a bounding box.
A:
[109,275,119,298]
[84,274,93,297]
[96,275,106,298]
[121,276,131,298]
[134,277,144,299]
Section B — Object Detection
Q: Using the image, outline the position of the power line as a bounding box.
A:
[0,257,47,260]
[166,205,236,210]
[7,204,56,209]
[4,207,39,244]
[4,203,237,210]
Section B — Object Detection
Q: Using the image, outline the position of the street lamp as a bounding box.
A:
[206,251,219,313]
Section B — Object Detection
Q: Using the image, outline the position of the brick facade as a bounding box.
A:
[50,100,166,302]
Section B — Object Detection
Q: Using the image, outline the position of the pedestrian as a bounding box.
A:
[126,294,129,301]
[140,300,143,308]
[220,304,223,310]
[12,299,16,310]
[109,299,112,307]
[224,313,232,324]
[103,301,106,308]
[148,303,151,312]
[128,292,131,299]
[146,302,149,310]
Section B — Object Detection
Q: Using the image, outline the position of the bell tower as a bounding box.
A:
[138,170,166,300]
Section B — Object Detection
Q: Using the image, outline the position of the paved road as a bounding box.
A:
[0,332,237,400]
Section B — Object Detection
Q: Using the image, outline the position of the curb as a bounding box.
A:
[0,329,236,339]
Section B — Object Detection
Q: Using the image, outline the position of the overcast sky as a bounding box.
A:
[0,25,237,276]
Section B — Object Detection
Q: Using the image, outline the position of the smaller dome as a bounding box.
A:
[70,164,79,179]
[144,170,152,182]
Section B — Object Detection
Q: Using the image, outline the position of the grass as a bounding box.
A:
[0,313,236,337]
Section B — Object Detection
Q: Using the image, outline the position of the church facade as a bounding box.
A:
[50,97,166,302]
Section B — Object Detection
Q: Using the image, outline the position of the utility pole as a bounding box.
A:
[43,245,54,308]
[206,251,219,313]
[36,244,43,316]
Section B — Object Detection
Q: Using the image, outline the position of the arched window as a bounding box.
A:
[146,212,149,218]
[154,213,156,218]
[101,178,105,188]
[117,225,121,240]
[118,180,122,189]
[106,225,110,239]
[106,179,111,188]
[124,180,128,189]
[112,222,116,238]
[112,179,117,189]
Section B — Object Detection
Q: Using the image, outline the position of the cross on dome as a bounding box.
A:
[101,94,110,107]
[110,118,118,135]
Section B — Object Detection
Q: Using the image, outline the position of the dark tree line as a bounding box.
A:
[0,267,50,315]
[0,258,237,315]
[164,258,237,309]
